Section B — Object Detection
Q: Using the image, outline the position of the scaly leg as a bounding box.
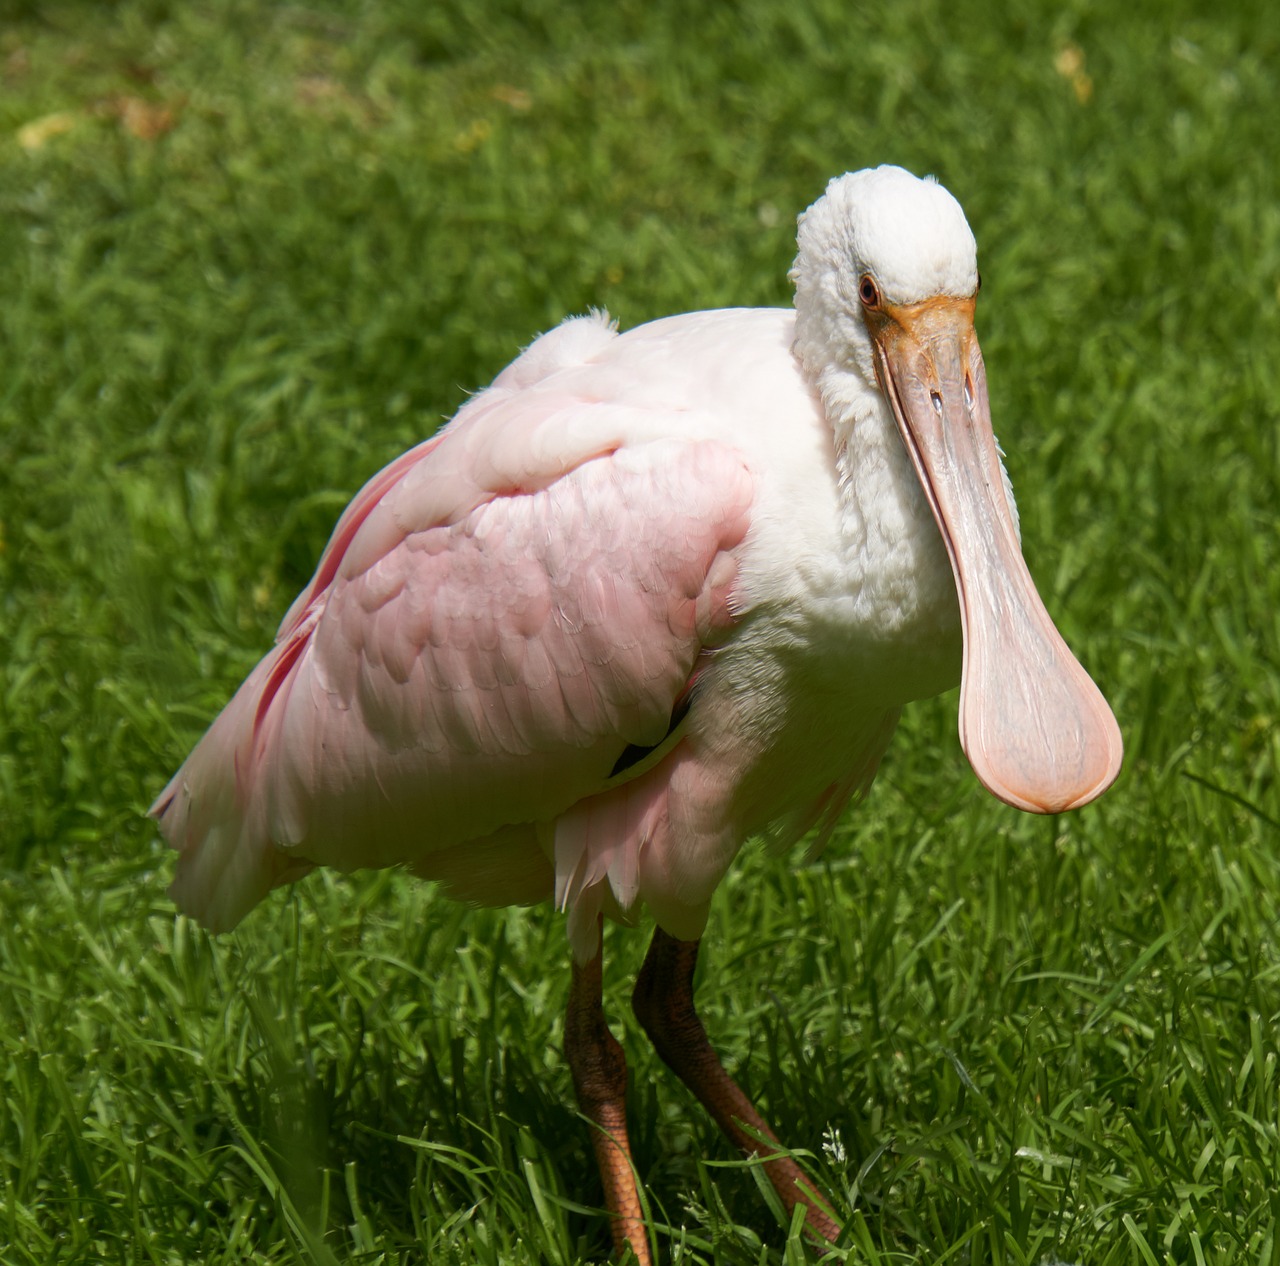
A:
[631,928,840,1242]
[565,932,652,1265]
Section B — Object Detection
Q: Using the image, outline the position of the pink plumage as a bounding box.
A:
[155,312,784,951]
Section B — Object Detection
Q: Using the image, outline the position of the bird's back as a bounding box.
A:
[152,307,949,954]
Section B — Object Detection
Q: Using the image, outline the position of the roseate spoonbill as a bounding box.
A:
[152,165,1122,1262]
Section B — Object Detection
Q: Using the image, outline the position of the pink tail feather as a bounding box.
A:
[150,634,314,930]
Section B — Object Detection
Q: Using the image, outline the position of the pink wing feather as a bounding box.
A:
[152,375,754,933]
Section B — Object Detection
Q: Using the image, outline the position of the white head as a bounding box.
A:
[791,165,979,385]
[789,165,1123,816]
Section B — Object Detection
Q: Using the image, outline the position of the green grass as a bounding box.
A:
[2,0,1279,1262]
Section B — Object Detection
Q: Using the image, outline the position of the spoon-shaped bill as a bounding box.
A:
[871,297,1122,813]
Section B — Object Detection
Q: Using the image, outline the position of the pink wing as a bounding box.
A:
[152,382,754,933]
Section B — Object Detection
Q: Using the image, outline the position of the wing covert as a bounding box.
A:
[280,436,752,864]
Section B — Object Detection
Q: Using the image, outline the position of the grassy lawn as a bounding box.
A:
[2,0,1279,1262]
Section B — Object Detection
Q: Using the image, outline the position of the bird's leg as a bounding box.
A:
[632,928,841,1243]
[565,929,652,1266]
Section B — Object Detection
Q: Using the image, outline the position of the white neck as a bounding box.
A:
[804,357,959,654]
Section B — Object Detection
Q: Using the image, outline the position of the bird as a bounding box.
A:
[152,165,1123,1263]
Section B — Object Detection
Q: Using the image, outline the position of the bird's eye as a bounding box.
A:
[976,271,983,294]
[858,275,881,308]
